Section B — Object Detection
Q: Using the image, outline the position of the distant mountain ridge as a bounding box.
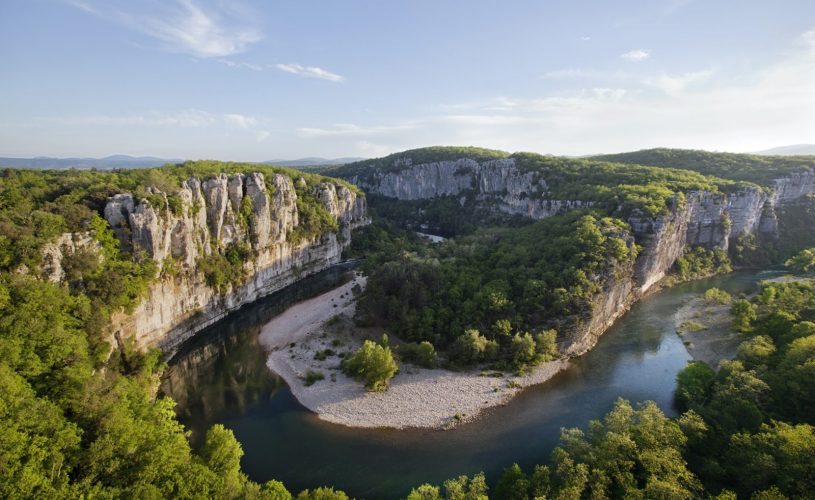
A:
[753,144,815,156]
[0,155,181,170]
[264,157,366,167]
[0,155,367,170]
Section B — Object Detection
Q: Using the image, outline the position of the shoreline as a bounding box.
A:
[258,275,570,430]
[673,296,741,367]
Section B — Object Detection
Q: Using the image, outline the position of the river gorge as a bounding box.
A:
[162,265,779,498]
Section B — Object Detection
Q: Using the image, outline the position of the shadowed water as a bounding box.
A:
[162,269,778,499]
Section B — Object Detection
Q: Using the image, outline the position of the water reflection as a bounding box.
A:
[161,263,357,445]
[163,270,776,498]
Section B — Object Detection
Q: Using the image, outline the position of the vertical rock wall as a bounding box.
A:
[101,172,367,352]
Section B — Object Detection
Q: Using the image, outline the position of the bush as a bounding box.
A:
[704,287,732,305]
[451,329,498,366]
[401,341,438,368]
[535,329,559,361]
[341,339,398,391]
[303,370,324,386]
[731,299,757,333]
[785,247,815,274]
[510,332,537,369]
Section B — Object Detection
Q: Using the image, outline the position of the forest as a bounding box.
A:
[0,163,356,498]
[593,148,815,186]
[2,148,815,498]
[352,212,636,370]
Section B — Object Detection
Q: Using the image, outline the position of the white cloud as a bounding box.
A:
[580,36,591,41]
[65,0,261,58]
[539,68,633,82]
[297,123,414,137]
[44,109,217,128]
[621,49,651,62]
[217,59,263,71]
[275,64,345,82]
[302,26,815,157]
[40,110,272,137]
[223,113,260,129]
[646,70,714,96]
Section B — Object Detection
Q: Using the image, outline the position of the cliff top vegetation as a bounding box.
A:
[593,148,815,186]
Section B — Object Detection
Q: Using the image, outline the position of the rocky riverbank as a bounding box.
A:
[259,277,569,430]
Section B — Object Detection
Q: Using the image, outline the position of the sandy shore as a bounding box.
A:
[259,275,569,429]
[674,296,742,367]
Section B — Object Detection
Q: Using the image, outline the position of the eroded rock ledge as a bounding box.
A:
[343,158,815,356]
[45,172,368,353]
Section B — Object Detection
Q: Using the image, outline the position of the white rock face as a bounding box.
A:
[101,172,367,352]
[40,232,101,282]
[349,157,815,356]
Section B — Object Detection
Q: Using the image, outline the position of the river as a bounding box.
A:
[161,268,778,499]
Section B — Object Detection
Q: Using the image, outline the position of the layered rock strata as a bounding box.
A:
[47,172,367,353]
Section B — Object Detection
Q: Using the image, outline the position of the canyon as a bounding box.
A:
[41,171,368,353]
[341,156,815,355]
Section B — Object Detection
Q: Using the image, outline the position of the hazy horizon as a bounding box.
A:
[1,0,814,160]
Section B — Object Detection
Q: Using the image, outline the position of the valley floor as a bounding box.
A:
[259,276,568,429]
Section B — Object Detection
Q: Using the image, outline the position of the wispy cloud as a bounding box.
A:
[621,49,651,62]
[539,68,633,81]
[43,109,217,127]
[276,63,345,82]
[40,109,270,141]
[64,0,261,58]
[297,123,415,138]
[646,69,714,96]
[300,25,815,157]
[580,36,591,41]
[217,59,263,71]
[223,113,260,129]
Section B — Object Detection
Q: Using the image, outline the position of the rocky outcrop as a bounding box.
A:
[349,159,597,219]
[102,172,367,352]
[40,232,101,283]
[348,156,815,356]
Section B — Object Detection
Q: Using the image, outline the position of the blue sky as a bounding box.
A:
[1,0,814,160]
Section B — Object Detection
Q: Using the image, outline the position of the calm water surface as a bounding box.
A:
[162,269,778,499]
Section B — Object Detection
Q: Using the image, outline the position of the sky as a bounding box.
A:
[0,0,814,161]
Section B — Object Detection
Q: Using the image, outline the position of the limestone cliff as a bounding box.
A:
[342,156,815,355]
[96,172,367,352]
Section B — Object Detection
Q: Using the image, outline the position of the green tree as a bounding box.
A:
[725,422,815,498]
[341,339,398,391]
[295,486,349,500]
[736,336,776,369]
[406,484,442,500]
[535,329,559,361]
[731,299,757,333]
[509,332,537,369]
[675,361,716,411]
[704,287,732,305]
[442,472,488,500]
[785,247,815,274]
[201,424,245,494]
[494,463,530,500]
[262,480,293,500]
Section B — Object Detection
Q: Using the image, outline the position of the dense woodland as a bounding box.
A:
[594,148,815,186]
[2,148,815,498]
[351,212,635,370]
[0,163,356,498]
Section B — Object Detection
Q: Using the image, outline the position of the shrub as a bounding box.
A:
[401,341,438,368]
[535,329,559,361]
[704,287,732,305]
[785,247,815,274]
[731,299,757,333]
[303,370,324,386]
[341,339,398,391]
